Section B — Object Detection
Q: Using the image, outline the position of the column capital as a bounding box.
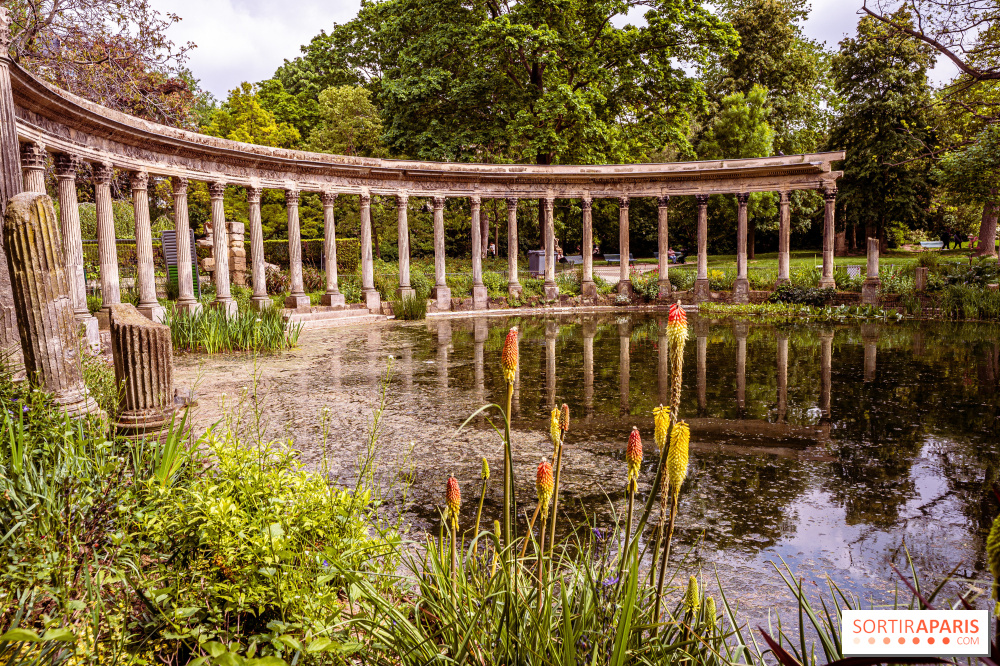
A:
[823,187,838,202]
[53,153,80,178]
[695,193,710,207]
[618,195,629,210]
[657,195,670,208]
[92,162,114,185]
[506,197,518,212]
[247,186,262,204]
[542,196,554,213]
[285,188,300,206]
[432,195,446,210]
[779,190,791,203]
[470,194,481,207]
[130,171,149,191]
[171,176,189,195]
[396,192,409,208]
[581,197,592,212]
[360,192,371,206]
[208,181,227,199]
[321,190,338,206]
[20,142,46,169]
[736,192,750,206]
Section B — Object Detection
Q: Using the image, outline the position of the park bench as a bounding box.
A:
[563,255,584,265]
[604,253,634,265]
[654,250,687,264]
[919,241,944,250]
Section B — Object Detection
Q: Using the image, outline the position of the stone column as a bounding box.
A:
[694,194,710,302]
[284,188,310,310]
[53,154,98,347]
[735,321,748,415]
[862,324,878,383]
[360,191,381,312]
[317,190,344,307]
[471,195,487,309]
[619,320,630,414]
[734,192,750,303]
[618,196,630,292]
[20,142,46,193]
[4,192,99,416]
[820,331,833,418]
[0,11,24,360]
[658,323,669,405]
[128,172,164,324]
[437,318,451,390]
[777,333,788,423]
[583,318,595,420]
[546,320,557,407]
[110,303,177,440]
[543,196,558,300]
[777,191,791,285]
[93,162,120,322]
[861,237,881,305]
[247,185,270,310]
[657,195,671,298]
[431,195,451,309]
[914,266,928,292]
[697,320,708,415]
[581,196,596,300]
[506,198,522,297]
[209,181,237,316]
[819,187,837,289]
[171,177,200,313]
[395,192,414,300]
[473,318,487,404]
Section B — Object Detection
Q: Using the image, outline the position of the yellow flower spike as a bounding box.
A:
[667,302,689,348]
[705,596,717,629]
[560,403,570,432]
[684,575,700,614]
[550,407,561,451]
[446,475,461,521]
[481,457,490,480]
[988,515,1000,605]
[501,327,519,384]
[667,421,690,494]
[625,426,643,490]
[652,405,670,452]
[536,458,554,507]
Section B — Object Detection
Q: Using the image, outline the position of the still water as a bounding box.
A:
[177,313,1000,618]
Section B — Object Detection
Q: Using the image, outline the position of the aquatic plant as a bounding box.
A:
[164,302,302,353]
[391,293,427,320]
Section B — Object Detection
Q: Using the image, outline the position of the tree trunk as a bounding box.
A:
[975,195,998,257]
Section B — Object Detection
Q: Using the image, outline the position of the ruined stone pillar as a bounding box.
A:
[473,317,487,404]
[171,177,200,313]
[543,196,558,300]
[734,192,750,303]
[694,194,710,302]
[131,172,165,323]
[283,187,309,310]
[862,237,881,305]
[4,192,99,416]
[819,187,837,289]
[360,190,381,312]
[777,191,791,285]
[506,198,521,297]
[395,192,414,300]
[583,318,595,420]
[619,319,630,414]
[657,195,670,298]
[697,319,708,415]
[93,162,120,321]
[777,333,788,423]
[862,324,878,383]
[209,181,236,316]
[54,154,98,348]
[618,196,630,292]
[247,185,270,310]
[471,195,487,309]
[20,142,46,193]
[735,321,747,414]
[110,303,177,439]
[546,320,557,407]
[0,11,24,360]
[319,191,345,307]
[437,318,451,390]
[581,196,596,300]
[431,195,451,309]
[914,266,928,292]
[820,331,833,418]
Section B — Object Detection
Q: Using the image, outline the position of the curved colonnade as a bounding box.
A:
[0,10,844,341]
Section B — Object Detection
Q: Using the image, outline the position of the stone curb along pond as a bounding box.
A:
[174,312,999,623]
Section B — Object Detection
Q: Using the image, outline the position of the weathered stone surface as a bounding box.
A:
[861,237,881,305]
[915,266,928,291]
[3,192,99,417]
[109,303,178,440]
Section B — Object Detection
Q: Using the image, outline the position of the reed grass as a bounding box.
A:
[391,293,427,320]
[163,302,302,353]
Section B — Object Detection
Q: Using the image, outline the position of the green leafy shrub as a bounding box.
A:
[521,277,545,298]
[916,252,940,271]
[708,268,735,291]
[410,270,432,299]
[629,267,660,300]
[667,269,695,291]
[747,269,776,290]
[937,284,1000,320]
[938,257,999,288]
[266,267,290,295]
[789,266,821,288]
[557,268,582,296]
[768,284,836,306]
[878,267,914,295]
[594,273,616,295]
[482,271,507,299]
[301,266,326,293]
[446,273,473,297]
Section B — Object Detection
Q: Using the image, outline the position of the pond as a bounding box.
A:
[175,312,1000,620]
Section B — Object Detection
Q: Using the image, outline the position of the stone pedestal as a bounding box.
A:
[322,292,347,307]
[284,293,310,310]
[914,266,928,291]
[472,284,488,309]
[4,193,100,417]
[545,283,560,300]
[732,278,749,303]
[694,278,710,303]
[581,280,597,301]
[431,286,451,310]
[109,303,179,440]
[363,289,381,313]
[861,236,881,305]
[214,299,239,317]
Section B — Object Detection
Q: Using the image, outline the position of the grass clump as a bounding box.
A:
[164,303,302,354]
[392,294,427,320]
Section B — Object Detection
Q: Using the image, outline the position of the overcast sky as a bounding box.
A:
[159,0,957,99]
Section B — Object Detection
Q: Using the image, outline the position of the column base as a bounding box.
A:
[657,280,672,299]
[116,407,180,443]
[75,313,100,353]
[55,387,104,420]
[214,298,239,318]
[176,298,203,315]
[472,285,488,309]
[394,287,416,301]
[363,288,382,313]
[861,279,881,305]
[431,285,451,311]
[250,295,272,310]
[137,302,167,324]
[694,278,711,303]
[733,278,750,303]
[508,283,522,299]
[284,293,311,310]
[818,277,836,289]
[581,280,597,301]
[775,276,791,286]
[544,282,559,301]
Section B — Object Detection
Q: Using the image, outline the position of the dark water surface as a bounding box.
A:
[178,313,1000,617]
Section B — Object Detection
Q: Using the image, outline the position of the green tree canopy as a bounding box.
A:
[202,83,301,148]
[307,86,387,157]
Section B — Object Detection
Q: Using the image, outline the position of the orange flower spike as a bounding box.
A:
[446,474,461,519]
[667,302,689,348]
[560,403,570,432]
[626,426,643,489]
[536,458,554,507]
[501,327,519,384]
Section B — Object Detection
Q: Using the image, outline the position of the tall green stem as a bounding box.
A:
[536,507,549,612]
[547,434,565,560]
[503,382,514,550]
[654,492,679,632]
[616,484,635,592]
[474,477,488,551]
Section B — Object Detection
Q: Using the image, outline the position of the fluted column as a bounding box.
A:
[619,320,630,414]
[282,187,309,310]
[506,198,522,297]
[657,195,670,298]
[694,194,710,302]
[735,321,747,415]
[618,196,630,291]
[20,142,46,193]
[317,190,344,307]
[171,177,200,313]
[437,319,451,390]
[581,196,596,300]
[53,154,98,347]
[697,319,708,415]
[583,318,595,420]
[777,191,791,285]
[360,190,381,312]
[543,196,558,300]
[93,162,120,321]
[247,185,270,310]
[734,192,750,303]
[0,12,25,361]
[777,333,788,423]
[395,192,414,300]
[430,195,451,309]
[819,187,837,288]
[820,331,833,418]
[546,320,557,407]
[471,195,487,309]
[473,318,487,404]
[862,236,881,305]
[131,171,165,323]
[209,181,236,316]
[110,303,176,439]
[4,192,99,416]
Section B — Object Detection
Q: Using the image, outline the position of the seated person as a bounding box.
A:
[668,247,677,262]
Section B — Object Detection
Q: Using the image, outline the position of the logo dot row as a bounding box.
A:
[853,637,950,645]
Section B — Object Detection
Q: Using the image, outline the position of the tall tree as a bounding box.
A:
[307,86,387,157]
[202,83,301,148]
[826,12,937,250]
[935,124,1000,256]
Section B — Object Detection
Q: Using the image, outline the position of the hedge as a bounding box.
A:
[254,238,360,273]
